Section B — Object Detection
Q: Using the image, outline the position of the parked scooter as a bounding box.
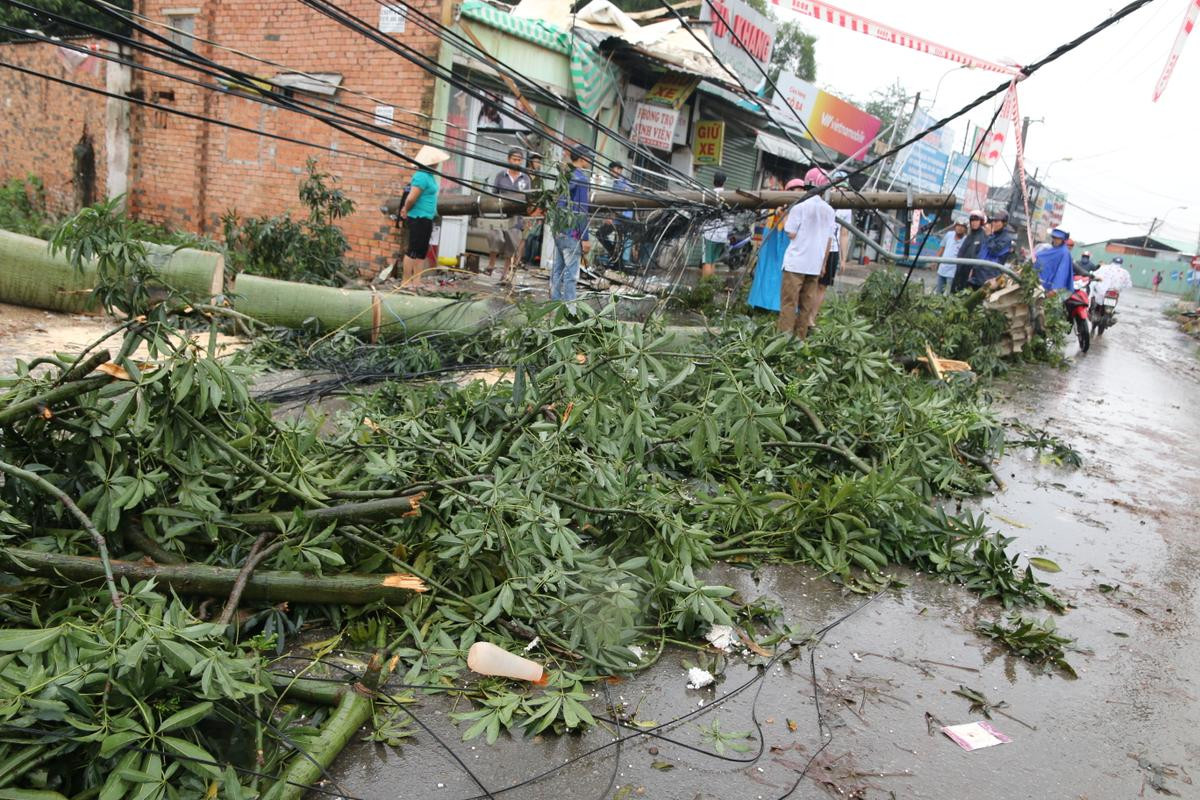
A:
[1064,276,1093,353]
[1089,281,1120,337]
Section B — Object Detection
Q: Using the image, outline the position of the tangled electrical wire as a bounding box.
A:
[189,589,887,800]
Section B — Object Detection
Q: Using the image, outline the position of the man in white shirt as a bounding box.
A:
[778,167,835,339]
[934,215,968,294]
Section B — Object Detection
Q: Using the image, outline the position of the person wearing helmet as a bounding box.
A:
[1077,250,1097,274]
[970,208,1014,288]
[934,215,969,294]
[951,209,987,292]
[1036,228,1075,294]
[778,167,835,339]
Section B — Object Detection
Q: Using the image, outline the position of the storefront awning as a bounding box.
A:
[754,130,811,164]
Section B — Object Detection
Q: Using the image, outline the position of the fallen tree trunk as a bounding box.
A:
[0,230,224,314]
[5,549,427,601]
[231,274,512,339]
[226,493,424,527]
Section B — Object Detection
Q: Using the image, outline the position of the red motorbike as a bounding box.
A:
[1064,276,1092,353]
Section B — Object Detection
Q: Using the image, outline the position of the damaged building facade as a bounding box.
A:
[0,0,883,273]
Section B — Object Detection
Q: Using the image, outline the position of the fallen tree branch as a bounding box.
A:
[0,375,113,425]
[226,493,424,527]
[763,440,872,475]
[5,548,426,603]
[217,533,285,627]
[955,448,1006,491]
[0,461,122,611]
[266,651,389,800]
[59,348,113,384]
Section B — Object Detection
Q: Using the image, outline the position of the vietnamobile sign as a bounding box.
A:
[772,71,882,160]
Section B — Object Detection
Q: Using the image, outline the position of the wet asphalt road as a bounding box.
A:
[315,287,1199,800]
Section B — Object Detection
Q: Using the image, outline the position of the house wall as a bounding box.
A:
[0,38,114,214]
[129,0,443,275]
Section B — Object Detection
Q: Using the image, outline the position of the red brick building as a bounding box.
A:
[1,0,443,274]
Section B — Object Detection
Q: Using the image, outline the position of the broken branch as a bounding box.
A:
[0,460,121,612]
[5,548,426,603]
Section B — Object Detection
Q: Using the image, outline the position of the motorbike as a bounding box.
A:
[1089,281,1120,337]
[1064,276,1093,353]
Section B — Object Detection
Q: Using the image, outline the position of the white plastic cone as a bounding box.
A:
[467,642,547,684]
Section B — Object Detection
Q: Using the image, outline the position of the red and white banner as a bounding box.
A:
[1002,82,1036,256]
[1153,0,1200,101]
[771,0,1018,75]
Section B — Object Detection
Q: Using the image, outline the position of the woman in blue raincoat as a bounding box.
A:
[747,179,804,311]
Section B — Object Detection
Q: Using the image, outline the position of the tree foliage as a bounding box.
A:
[0,0,131,42]
[768,20,817,83]
[862,79,913,136]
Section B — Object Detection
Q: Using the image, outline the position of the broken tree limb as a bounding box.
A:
[955,448,1006,491]
[58,348,112,384]
[269,673,351,706]
[123,525,185,565]
[0,462,122,613]
[217,533,285,627]
[0,375,113,425]
[225,493,424,527]
[437,189,957,216]
[4,548,427,602]
[266,652,389,800]
[763,441,873,475]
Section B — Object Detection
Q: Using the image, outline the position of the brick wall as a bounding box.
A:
[130,0,443,275]
[0,38,110,215]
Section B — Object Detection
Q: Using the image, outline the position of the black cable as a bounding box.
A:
[355,0,712,196]
[266,588,885,800]
[296,0,710,201]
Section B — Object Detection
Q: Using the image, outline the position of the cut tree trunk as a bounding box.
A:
[231,274,511,339]
[0,231,223,314]
[5,549,427,602]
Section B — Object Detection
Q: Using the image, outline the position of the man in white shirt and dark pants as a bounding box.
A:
[779,167,835,340]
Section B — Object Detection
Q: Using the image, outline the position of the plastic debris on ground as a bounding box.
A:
[941,721,1012,751]
[704,624,736,651]
[686,667,715,689]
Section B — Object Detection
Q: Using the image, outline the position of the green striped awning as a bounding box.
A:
[461,0,570,53]
[569,37,618,118]
[459,0,617,117]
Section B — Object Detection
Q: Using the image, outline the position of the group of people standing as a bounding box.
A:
[932,208,1015,294]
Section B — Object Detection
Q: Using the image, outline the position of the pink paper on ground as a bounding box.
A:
[941,721,1012,751]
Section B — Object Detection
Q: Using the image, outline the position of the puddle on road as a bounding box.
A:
[319,290,1200,800]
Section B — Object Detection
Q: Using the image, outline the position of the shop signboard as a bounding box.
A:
[701,0,777,92]
[694,120,726,166]
[632,103,680,151]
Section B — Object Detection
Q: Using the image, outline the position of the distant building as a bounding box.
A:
[1075,235,1200,296]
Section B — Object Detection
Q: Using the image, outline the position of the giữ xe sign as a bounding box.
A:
[693,120,725,166]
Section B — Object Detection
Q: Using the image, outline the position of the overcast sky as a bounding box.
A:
[777,0,1197,246]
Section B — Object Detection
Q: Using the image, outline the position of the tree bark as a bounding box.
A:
[4,548,426,603]
[0,375,113,425]
[226,493,424,527]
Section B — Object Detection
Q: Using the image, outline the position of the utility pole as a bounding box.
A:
[1144,217,1158,249]
[1005,115,1034,223]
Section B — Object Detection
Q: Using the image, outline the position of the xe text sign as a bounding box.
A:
[632,103,680,152]
[693,120,725,166]
[700,0,777,93]
[771,71,881,159]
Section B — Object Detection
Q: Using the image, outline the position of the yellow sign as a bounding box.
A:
[693,120,725,166]
[644,74,700,110]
